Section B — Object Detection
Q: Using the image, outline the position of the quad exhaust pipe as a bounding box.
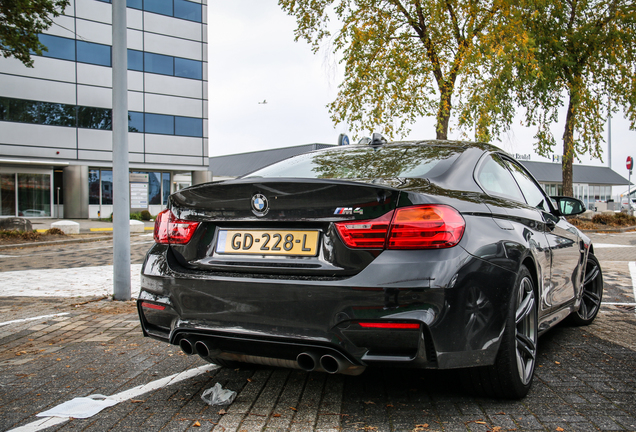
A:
[178,338,365,376]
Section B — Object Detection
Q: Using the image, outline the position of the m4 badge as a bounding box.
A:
[334,207,363,215]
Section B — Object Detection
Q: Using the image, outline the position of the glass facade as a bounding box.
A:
[88,170,170,208]
[1,173,16,216]
[95,0,202,23]
[36,34,202,80]
[1,97,201,137]
[17,174,51,217]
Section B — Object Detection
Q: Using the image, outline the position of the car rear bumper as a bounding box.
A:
[137,243,517,371]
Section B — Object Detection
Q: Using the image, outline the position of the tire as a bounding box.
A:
[568,253,603,326]
[466,265,537,399]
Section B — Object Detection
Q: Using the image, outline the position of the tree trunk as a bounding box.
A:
[436,83,452,140]
[561,91,577,198]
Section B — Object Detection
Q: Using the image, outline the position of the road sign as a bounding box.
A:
[627,156,633,170]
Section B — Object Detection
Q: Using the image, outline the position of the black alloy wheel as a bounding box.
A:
[466,265,537,399]
[569,253,603,326]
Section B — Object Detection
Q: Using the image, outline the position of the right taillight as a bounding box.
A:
[388,205,465,249]
[153,209,200,245]
[334,205,465,250]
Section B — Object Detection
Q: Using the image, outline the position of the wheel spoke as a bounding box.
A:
[516,293,534,325]
[584,264,600,286]
[516,332,536,358]
[583,290,601,305]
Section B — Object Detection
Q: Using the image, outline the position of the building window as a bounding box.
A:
[128,49,143,71]
[128,111,144,132]
[145,113,174,135]
[174,57,202,79]
[77,40,111,67]
[89,170,100,205]
[175,116,202,137]
[1,97,201,138]
[1,173,16,216]
[0,97,76,127]
[174,0,202,22]
[162,172,171,205]
[38,34,75,61]
[144,52,174,76]
[78,106,112,130]
[101,171,113,205]
[17,174,51,217]
[148,172,162,205]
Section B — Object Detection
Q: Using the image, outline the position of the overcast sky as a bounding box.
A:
[208,1,636,181]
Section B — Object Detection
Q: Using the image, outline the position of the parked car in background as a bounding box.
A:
[138,138,603,399]
[621,197,636,212]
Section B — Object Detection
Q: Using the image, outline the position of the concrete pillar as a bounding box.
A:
[192,170,213,185]
[63,165,89,218]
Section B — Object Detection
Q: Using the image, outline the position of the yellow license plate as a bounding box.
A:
[216,229,320,256]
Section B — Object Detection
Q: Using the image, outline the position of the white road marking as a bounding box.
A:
[592,243,635,248]
[602,302,636,306]
[7,364,219,432]
[629,262,636,316]
[0,313,70,327]
[0,264,142,297]
[0,254,16,258]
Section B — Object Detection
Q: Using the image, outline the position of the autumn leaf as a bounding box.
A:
[193,421,201,427]
[218,409,227,415]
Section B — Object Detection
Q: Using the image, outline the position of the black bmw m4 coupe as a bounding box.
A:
[137,138,603,399]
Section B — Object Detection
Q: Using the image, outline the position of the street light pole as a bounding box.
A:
[112,0,131,300]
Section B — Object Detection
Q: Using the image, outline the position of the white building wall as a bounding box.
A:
[0,0,208,170]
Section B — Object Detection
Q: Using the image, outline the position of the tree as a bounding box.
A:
[278,0,521,140]
[1,0,69,68]
[512,0,636,197]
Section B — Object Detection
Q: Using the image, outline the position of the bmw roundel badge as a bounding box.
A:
[251,193,269,216]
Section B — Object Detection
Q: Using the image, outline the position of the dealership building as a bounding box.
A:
[0,0,209,219]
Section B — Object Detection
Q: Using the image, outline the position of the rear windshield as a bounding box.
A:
[245,143,464,179]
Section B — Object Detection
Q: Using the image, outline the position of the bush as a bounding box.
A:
[130,212,142,221]
[140,210,152,221]
[591,214,614,225]
[46,227,65,235]
[613,212,636,226]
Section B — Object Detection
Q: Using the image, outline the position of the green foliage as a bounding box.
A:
[130,212,142,221]
[508,0,635,196]
[140,210,152,221]
[0,0,70,67]
[278,0,519,140]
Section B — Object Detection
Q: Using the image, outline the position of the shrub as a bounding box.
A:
[591,214,613,225]
[130,212,142,221]
[614,212,636,226]
[46,227,65,235]
[140,210,152,221]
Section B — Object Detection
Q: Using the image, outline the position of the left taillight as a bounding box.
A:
[334,204,465,250]
[154,209,200,245]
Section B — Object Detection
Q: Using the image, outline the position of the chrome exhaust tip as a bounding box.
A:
[296,352,319,372]
[179,338,195,355]
[194,340,210,358]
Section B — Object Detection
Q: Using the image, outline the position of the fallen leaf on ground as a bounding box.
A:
[193,421,201,427]
[131,399,144,403]
[272,414,281,417]
[556,428,564,432]
[218,409,227,415]
[289,407,297,411]
[364,401,375,405]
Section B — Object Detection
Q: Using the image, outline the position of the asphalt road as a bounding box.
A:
[0,232,635,432]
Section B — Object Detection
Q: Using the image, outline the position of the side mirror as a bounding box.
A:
[550,196,586,216]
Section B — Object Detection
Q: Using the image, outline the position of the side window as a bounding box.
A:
[476,155,525,202]
[504,159,550,211]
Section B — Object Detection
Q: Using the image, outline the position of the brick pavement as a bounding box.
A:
[0,232,634,431]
